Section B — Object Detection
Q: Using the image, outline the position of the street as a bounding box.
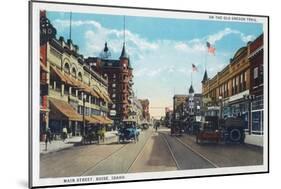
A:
[40,127,263,178]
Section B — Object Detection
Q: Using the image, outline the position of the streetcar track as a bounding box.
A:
[159,132,218,169]
[81,129,153,176]
[126,131,156,173]
[175,137,219,168]
[160,132,181,170]
[80,143,127,176]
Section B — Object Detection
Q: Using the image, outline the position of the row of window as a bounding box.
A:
[77,106,101,116]
[208,71,248,100]
[253,64,263,87]
[63,63,83,81]
[50,80,106,106]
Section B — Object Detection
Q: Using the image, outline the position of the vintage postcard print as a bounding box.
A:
[29,1,269,188]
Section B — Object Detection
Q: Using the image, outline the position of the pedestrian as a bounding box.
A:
[155,122,159,132]
[62,127,67,142]
[46,128,52,144]
[45,128,52,151]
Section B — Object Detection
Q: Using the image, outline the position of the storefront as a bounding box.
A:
[251,95,264,135]
[48,98,83,139]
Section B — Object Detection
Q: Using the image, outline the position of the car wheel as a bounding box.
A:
[229,128,242,142]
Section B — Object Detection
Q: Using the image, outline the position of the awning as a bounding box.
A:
[91,115,112,124]
[85,116,99,124]
[49,98,82,121]
[93,86,112,103]
[50,66,67,83]
[50,65,80,87]
[103,116,113,124]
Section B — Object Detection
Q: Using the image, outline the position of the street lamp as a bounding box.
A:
[82,94,87,138]
[243,94,255,135]
[218,96,223,119]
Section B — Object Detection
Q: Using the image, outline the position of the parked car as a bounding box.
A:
[220,117,245,143]
[196,121,220,144]
[117,121,140,143]
[196,117,246,144]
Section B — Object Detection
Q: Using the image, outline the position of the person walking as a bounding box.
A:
[45,128,52,151]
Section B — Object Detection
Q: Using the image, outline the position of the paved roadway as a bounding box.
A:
[40,127,263,178]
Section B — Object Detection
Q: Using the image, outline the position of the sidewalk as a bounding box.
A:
[40,136,82,155]
[40,132,119,155]
[245,134,263,147]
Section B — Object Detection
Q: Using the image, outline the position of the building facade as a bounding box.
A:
[39,12,113,139]
[173,95,187,121]
[85,42,134,125]
[249,34,264,135]
[139,99,150,123]
[202,34,264,135]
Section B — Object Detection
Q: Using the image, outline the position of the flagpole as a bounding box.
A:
[69,12,72,40]
[205,48,207,70]
[191,70,193,85]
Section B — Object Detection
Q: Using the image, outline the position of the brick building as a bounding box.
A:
[39,12,113,140]
[202,34,264,135]
[85,42,134,124]
[249,34,264,135]
[139,99,150,122]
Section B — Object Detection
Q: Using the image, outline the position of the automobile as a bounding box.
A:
[141,123,149,130]
[220,117,245,143]
[196,117,246,144]
[117,121,140,143]
[196,121,221,144]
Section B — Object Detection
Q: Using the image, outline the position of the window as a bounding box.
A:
[113,74,116,78]
[112,83,116,88]
[71,67,76,78]
[240,74,243,92]
[236,76,239,93]
[254,67,258,79]
[78,72,82,81]
[112,94,116,98]
[232,78,235,95]
[64,85,69,95]
[64,63,70,74]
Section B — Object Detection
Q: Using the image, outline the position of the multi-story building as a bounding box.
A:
[202,34,264,136]
[46,37,112,137]
[85,42,134,125]
[39,13,113,139]
[249,34,264,135]
[164,108,173,128]
[129,95,144,126]
[173,95,187,120]
[185,84,203,117]
[40,11,50,141]
[139,99,150,123]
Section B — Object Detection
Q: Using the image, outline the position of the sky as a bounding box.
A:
[47,11,263,118]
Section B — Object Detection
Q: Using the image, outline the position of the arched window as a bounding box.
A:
[78,72,82,81]
[71,67,76,78]
[64,63,70,74]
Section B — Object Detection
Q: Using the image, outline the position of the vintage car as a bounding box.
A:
[117,121,140,143]
[196,121,221,144]
[220,117,245,143]
[196,117,246,144]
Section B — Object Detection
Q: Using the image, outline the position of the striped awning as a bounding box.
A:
[91,115,112,124]
[85,116,99,124]
[49,98,82,121]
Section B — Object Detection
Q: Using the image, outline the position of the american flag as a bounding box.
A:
[192,64,198,72]
[206,42,216,55]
